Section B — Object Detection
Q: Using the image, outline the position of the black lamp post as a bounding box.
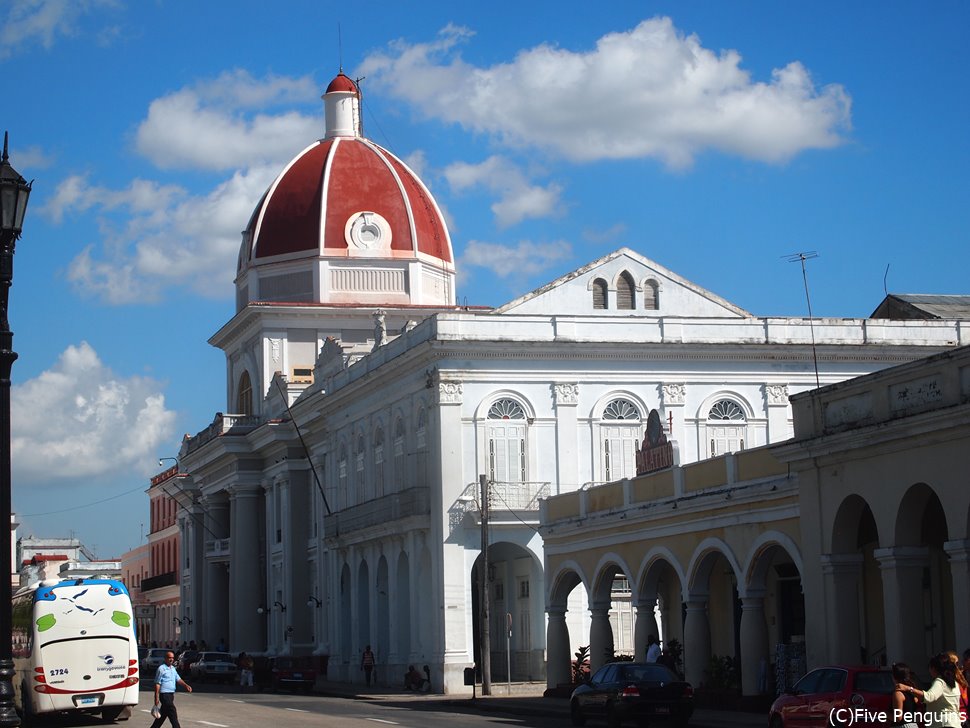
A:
[0,131,31,727]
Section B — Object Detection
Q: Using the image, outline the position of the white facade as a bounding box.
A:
[175,246,966,692]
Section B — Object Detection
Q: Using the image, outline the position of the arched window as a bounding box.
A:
[338,444,348,510]
[616,271,635,310]
[356,434,367,501]
[415,408,428,487]
[373,427,385,498]
[487,398,527,483]
[601,398,641,481]
[707,398,747,456]
[644,279,660,310]
[237,371,253,416]
[393,418,406,492]
[592,278,608,310]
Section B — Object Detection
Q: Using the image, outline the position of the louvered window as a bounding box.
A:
[617,272,635,310]
[592,279,608,309]
[602,398,641,481]
[373,428,384,498]
[393,418,405,493]
[707,399,747,456]
[644,280,659,310]
[487,398,527,483]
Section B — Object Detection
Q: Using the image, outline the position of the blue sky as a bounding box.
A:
[3,1,968,557]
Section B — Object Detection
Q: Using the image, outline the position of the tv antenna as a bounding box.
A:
[783,251,821,389]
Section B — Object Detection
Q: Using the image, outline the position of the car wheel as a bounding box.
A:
[770,715,784,728]
[607,705,622,728]
[570,701,586,727]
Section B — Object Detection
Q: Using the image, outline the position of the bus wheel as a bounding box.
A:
[100,705,125,722]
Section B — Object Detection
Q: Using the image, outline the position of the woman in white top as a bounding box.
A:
[901,653,963,728]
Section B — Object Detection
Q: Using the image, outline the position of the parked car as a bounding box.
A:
[268,656,317,692]
[177,649,200,674]
[141,648,169,675]
[768,665,894,728]
[570,661,693,727]
[190,652,238,683]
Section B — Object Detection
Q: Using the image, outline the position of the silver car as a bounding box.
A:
[190,652,238,683]
[141,647,169,675]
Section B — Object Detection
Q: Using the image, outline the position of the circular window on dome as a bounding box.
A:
[345,211,392,251]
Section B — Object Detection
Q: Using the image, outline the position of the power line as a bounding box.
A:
[20,484,147,517]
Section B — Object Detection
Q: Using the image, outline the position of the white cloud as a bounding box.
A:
[11,342,176,482]
[461,239,572,278]
[135,70,321,171]
[40,71,330,304]
[359,17,851,168]
[0,0,119,59]
[52,166,277,303]
[444,156,562,227]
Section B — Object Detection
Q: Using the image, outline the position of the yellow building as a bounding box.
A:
[541,344,970,693]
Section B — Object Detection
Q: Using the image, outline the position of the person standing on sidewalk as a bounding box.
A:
[150,651,192,728]
[361,645,376,686]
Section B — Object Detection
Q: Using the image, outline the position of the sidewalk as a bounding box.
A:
[315,680,766,727]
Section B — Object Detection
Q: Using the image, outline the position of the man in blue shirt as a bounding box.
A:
[150,651,192,728]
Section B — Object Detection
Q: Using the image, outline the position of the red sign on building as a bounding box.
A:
[635,410,678,475]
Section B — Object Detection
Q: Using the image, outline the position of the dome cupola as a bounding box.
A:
[235,72,455,312]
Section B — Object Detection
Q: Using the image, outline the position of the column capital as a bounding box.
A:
[820,553,864,575]
[944,539,970,561]
[552,382,580,407]
[662,383,686,407]
[546,607,567,620]
[229,482,263,500]
[873,545,929,570]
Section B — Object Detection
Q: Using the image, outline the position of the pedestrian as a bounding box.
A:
[150,650,192,728]
[891,662,919,728]
[645,634,661,663]
[902,653,962,727]
[238,652,254,692]
[361,645,375,686]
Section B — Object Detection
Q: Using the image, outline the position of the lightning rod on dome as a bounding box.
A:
[338,23,343,74]
[783,251,821,389]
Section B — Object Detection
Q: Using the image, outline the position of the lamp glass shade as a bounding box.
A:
[0,173,29,234]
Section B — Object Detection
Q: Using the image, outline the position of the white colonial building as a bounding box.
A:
[171,72,968,692]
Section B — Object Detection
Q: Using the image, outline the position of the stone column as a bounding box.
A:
[945,540,970,655]
[546,607,572,689]
[634,599,659,662]
[203,496,229,647]
[553,383,579,493]
[875,546,929,669]
[589,603,614,672]
[820,554,864,665]
[229,482,263,653]
[764,384,791,443]
[683,599,711,688]
[739,593,768,695]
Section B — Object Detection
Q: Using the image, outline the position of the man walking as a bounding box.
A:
[361,645,376,686]
[150,650,192,728]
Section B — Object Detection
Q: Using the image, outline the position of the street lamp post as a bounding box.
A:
[0,132,32,727]
[479,474,491,696]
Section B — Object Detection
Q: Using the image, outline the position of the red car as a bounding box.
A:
[769,665,894,727]
[269,656,317,693]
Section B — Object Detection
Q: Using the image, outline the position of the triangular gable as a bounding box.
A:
[491,248,751,317]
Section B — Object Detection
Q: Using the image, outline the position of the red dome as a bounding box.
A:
[240,136,452,269]
[325,73,358,94]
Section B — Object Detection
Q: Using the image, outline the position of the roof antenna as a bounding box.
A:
[783,251,821,389]
[338,23,343,73]
[883,263,890,296]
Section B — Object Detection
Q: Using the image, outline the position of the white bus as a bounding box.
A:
[12,578,139,723]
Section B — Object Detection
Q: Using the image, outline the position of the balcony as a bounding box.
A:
[324,487,430,537]
[205,538,230,560]
[141,571,176,591]
[183,413,263,455]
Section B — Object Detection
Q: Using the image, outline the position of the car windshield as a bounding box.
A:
[618,664,677,683]
[203,653,233,662]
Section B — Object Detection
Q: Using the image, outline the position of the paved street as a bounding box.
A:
[24,680,764,728]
